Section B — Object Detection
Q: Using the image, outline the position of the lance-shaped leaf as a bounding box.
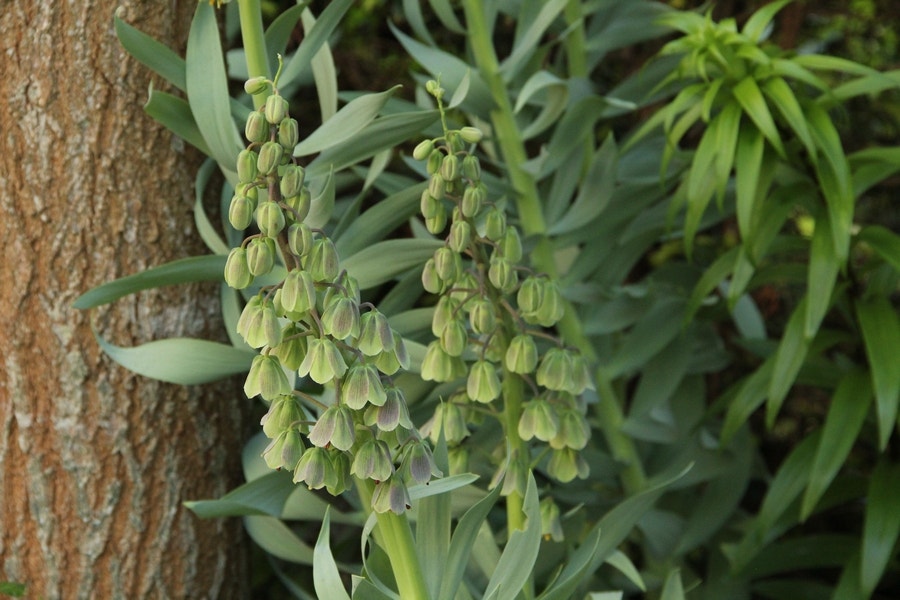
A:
[856,296,900,449]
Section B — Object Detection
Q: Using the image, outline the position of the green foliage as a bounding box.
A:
[77,0,900,598]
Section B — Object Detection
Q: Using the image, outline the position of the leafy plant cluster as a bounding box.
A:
[77,0,900,598]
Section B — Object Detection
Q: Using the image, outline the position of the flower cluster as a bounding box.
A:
[225,73,437,514]
[414,81,595,491]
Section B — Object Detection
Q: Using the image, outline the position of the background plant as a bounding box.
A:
[76,0,900,598]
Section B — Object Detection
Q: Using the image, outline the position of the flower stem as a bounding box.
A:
[237,0,270,109]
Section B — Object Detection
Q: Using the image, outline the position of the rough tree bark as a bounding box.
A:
[0,2,250,598]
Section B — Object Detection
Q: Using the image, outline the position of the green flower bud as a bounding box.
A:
[293,446,330,489]
[412,139,435,161]
[488,256,516,293]
[505,334,538,374]
[425,79,443,98]
[244,76,269,95]
[246,237,276,276]
[484,206,506,241]
[298,337,348,384]
[433,247,458,282]
[261,301,283,348]
[278,117,299,151]
[428,401,469,445]
[285,187,311,222]
[257,141,283,175]
[373,331,409,376]
[483,328,508,364]
[343,363,387,409]
[325,451,352,496]
[287,222,313,257]
[224,247,253,289]
[461,155,481,184]
[236,295,263,344]
[271,324,308,370]
[371,476,411,514]
[448,219,472,253]
[467,360,501,403]
[446,130,464,154]
[228,194,254,231]
[425,201,448,235]
[450,271,479,309]
[280,164,306,199]
[518,398,559,442]
[439,319,468,357]
[427,173,445,200]
[426,148,443,175]
[237,149,259,184]
[421,341,466,382]
[461,184,485,218]
[431,296,461,337]
[533,280,565,327]
[540,497,564,542]
[308,404,355,451]
[255,200,285,237]
[568,353,595,395]
[260,395,305,438]
[262,429,305,471]
[551,409,590,450]
[440,153,459,182]
[264,93,289,125]
[235,182,259,203]
[402,439,441,485]
[420,190,441,219]
[307,238,340,282]
[280,269,316,314]
[547,447,589,483]
[468,298,496,335]
[421,258,443,295]
[244,354,291,400]
[536,348,575,392]
[358,309,394,356]
[244,110,270,143]
[458,126,484,144]
[500,227,523,263]
[351,438,394,482]
[320,296,360,341]
[517,276,544,315]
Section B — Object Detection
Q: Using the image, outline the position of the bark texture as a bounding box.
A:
[0,3,250,598]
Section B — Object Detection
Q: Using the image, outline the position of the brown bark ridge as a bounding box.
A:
[0,2,251,598]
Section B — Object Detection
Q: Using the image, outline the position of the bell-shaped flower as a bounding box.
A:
[244,354,291,400]
[298,337,348,384]
[467,360,501,403]
[342,362,387,410]
[371,476,411,514]
[358,309,394,356]
[307,404,356,451]
[260,394,305,438]
[350,438,394,482]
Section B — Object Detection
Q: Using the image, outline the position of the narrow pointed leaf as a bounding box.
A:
[143,89,212,157]
[805,214,839,338]
[115,11,186,91]
[185,471,295,518]
[484,474,542,600]
[742,0,792,42]
[766,298,811,426]
[861,461,900,595]
[732,76,786,157]
[244,515,315,564]
[858,225,900,272]
[279,0,354,89]
[294,87,402,156]
[856,296,900,448]
[314,508,352,600]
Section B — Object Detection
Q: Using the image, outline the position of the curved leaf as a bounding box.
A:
[343,239,443,289]
[856,296,900,449]
[115,10,186,91]
[861,461,900,595]
[95,334,254,385]
[314,508,352,600]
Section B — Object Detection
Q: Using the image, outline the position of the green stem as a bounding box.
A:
[462,0,647,494]
[237,0,270,109]
[356,480,431,600]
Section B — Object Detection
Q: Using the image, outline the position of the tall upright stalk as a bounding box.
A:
[237,0,270,109]
[461,0,646,493]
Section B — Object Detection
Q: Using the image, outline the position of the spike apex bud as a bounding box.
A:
[244,76,269,95]
[224,247,253,290]
[264,93,289,124]
[458,126,484,144]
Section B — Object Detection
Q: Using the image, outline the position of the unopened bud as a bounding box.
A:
[421,340,464,382]
[484,206,506,241]
[448,219,472,253]
[428,401,469,444]
[285,188,311,222]
[461,184,485,218]
[468,298,496,335]
[244,76,269,95]
[271,324,308,370]
[428,174,445,200]
[458,126,484,144]
[278,117,299,151]
[246,237,276,276]
[358,309,395,356]
[257,141,283,175]
[505,334,538,374]
[237,149,259,184]
[426,148,443,175]
[431,296,461,337]
[307,237,340,281]
[255,200,285,237]
[439,319,468,357]
[461,154,481,181]
[488,256,516,293]
[536,347,575,392]
[224,247,253,289]
[540,497,564,542]
[420,190,440,219]
[280,269,316,314]
[425,201,448,235]
[228,194,255,230]
[440,154,459,182]
[433,247,458,282]
[280,164,306,199]
[413,139,434,161]
[534,279,565,327]
[245,110,270,143]
[287,222,313,258]
[517,276,544,315]
[421,258,443,294]
[264,93,289,124]
[500,227,523,263]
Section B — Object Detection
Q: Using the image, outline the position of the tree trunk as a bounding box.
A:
[0,2,250,598]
